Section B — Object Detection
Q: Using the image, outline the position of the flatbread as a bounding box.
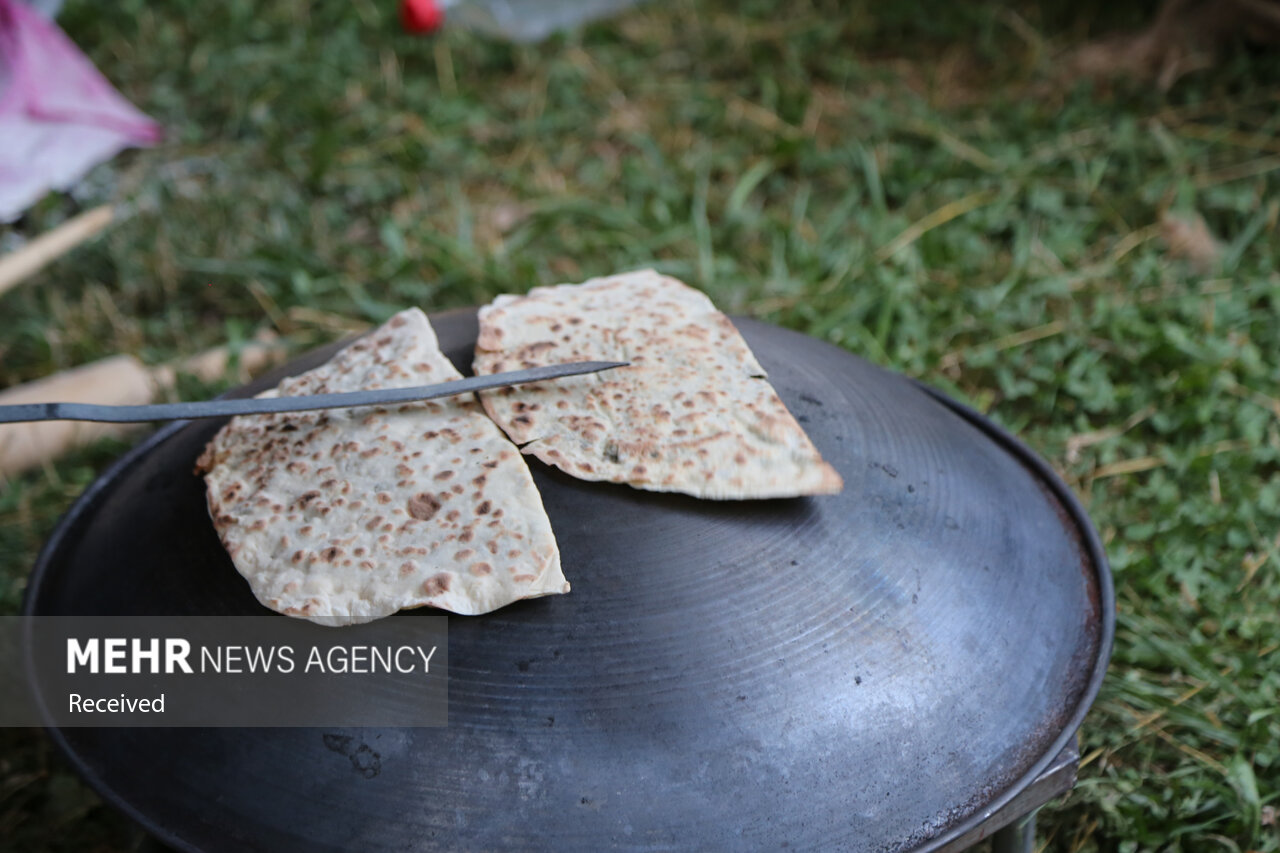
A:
[473,270,843,499]
[196,308,567,626]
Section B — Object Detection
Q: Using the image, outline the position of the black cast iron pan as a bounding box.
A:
[25,309,1114,852]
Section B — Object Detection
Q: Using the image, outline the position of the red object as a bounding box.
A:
[401,0,445,33]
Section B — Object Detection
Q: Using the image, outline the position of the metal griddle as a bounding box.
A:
[24,309,1114,852]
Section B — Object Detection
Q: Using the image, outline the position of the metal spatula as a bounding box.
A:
[0,361,627,424]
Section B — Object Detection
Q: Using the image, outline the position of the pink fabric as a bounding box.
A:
[0,0,161,221]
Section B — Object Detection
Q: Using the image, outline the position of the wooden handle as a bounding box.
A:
[0,335,287,478]
[0,355,154,478]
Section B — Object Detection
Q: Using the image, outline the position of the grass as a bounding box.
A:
[1,0,1278,849]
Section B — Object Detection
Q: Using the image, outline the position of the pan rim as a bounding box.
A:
[898,374,1114,850]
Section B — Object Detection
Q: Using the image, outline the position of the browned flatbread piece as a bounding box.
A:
[473,270,843,499]
[196,308,567,626]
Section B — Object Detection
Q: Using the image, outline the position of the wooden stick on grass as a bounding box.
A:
[0,334,286,478]
[0,205,115,298]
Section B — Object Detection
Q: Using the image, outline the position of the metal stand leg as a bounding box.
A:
[990,810,1036,853]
